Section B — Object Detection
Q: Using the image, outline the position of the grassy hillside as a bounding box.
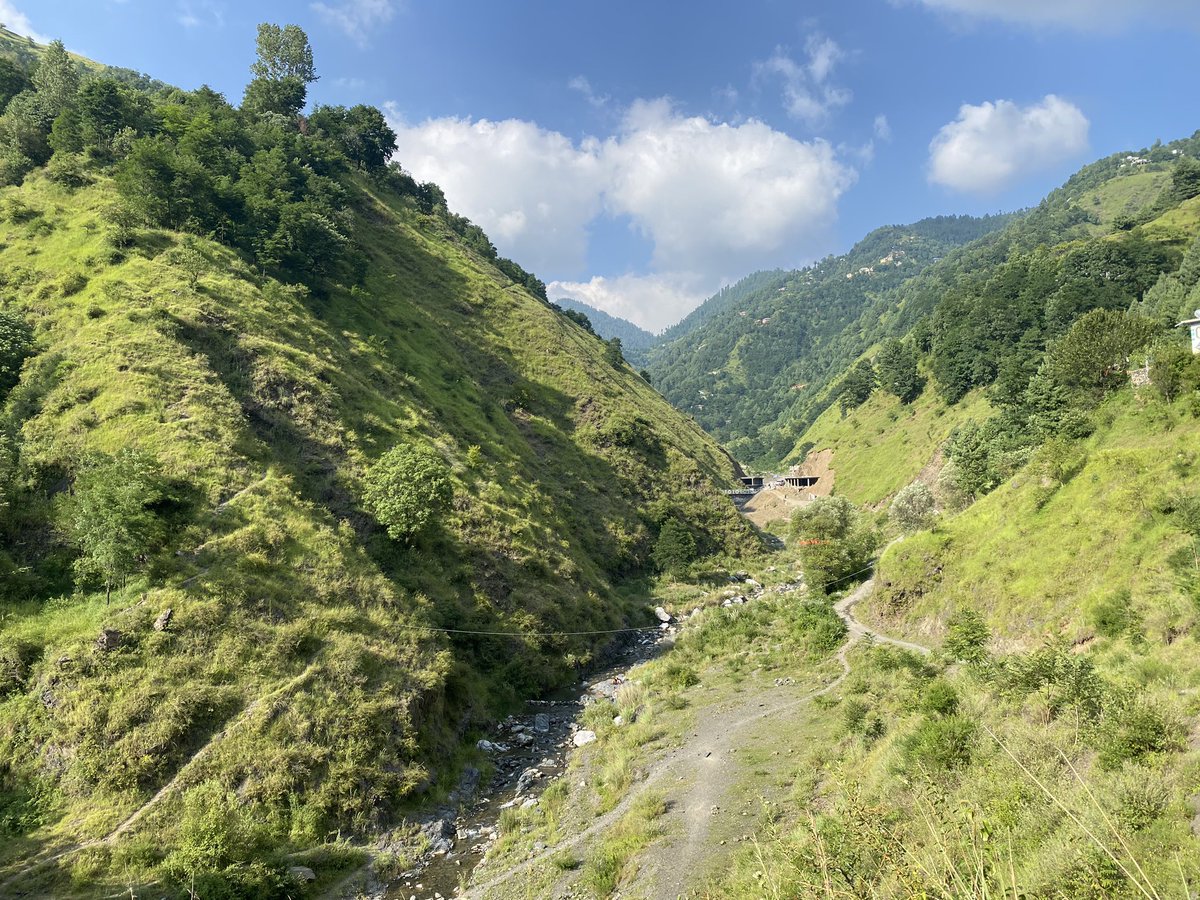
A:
[0,111,755,900]
[790,383,990,506]
[870,390,1199,647]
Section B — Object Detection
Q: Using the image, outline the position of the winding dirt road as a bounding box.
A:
[461,574,930,900]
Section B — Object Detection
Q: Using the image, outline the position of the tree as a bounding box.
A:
[1045,308,1158,401]
[1166,156,1200,205]
[0,57,31,111]
[604,337,624,367]
[791,495,877,594]
[363,444,453,542]
[242,23,317,118]
[942,608,989,662]
[874,338,925,404]
[309,104,397,170]
[0,309,32,400]
[653,519,696,576]
[890,482,935,532]
[68,450,164,604]
[31,40,79,117]
[838,358,875,415]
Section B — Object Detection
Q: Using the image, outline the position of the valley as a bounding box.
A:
[0,13,1199,900]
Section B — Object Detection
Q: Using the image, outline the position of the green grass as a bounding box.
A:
[791,386,990,506]
[0,165,755,895]
[1081,169,1171,230]
[871,391,1200,647]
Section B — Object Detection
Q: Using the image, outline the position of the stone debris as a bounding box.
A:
[572,730,597,747]
[153,608,173,632]
[95,629,121,652]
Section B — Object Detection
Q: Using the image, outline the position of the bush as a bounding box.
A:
[942,608,989,662]
[1088,588,1139,639]
[653,519,697,575]
[1095,696,1184,770]
[890,482,935,532]
[0,309,32,400]
[161,781,289,899]
[919,679,959,716]
[362,444,453,542]
[791,496,878,595]
[899,715,976,773]
[841,698,869,733]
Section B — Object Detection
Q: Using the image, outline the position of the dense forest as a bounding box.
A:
[646,214,1016,463]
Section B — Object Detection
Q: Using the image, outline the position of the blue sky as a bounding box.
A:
[7,0,1199,330]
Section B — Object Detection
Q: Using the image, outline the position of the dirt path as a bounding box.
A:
[461,575,931,899]
[0,661,319,895]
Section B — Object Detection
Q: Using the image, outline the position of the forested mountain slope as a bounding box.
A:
[785,131,1200,508]
[646,215,1014,464]
[0,30,755,896]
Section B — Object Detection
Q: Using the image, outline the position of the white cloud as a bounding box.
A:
[0,1,48,43]
[603,99,854,276]
[311,0,396,46]
[549,273,708,333]
[568,76,608,109]
[388,99,855,329]
[177,0,224,28]
[873,114,892,141]
[754,34,852,126]
[389,115,607,275]
[905,0,1199,31]
[928,94,1089,193]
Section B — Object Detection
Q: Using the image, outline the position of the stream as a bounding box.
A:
[378,623,677,900]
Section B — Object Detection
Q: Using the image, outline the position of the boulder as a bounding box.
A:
[533,713,550,733]
[653,606,672,623]
[516,767,541,794]
[572,730,597,747]
[153,608,173,632]
[95,629,121,652]
[288,866,316,883]
[421,817,456,855]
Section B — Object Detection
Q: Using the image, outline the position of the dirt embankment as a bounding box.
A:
[740,449,836,528]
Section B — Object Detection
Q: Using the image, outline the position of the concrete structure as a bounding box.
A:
[1178,309,1200,355]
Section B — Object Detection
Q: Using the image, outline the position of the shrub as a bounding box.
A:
[899,715,976,773]
[653,519,697,575]
[890,482,935,532]
[0,309,33,399]
[1095,696,1184,770]
[790,496,878,595]
[919,679,959,716]
[161,781,289,899]
[362,444,453,542]
[941,608,989,662]
[842,698,869,733]
[1088,588,1139,639]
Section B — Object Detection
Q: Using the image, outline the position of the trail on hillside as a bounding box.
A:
[460,574,931,899]
[0,661,319,895]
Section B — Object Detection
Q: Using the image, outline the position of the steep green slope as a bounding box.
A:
[871,391,1200,646]
[0,40,756,896]
[646,215,1013,465]
[0,168,753,895]
[792,385,991,506]
[550,296,656,367]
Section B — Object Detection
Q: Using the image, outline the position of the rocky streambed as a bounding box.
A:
[371,573,799,900]
[377,625,675,900]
